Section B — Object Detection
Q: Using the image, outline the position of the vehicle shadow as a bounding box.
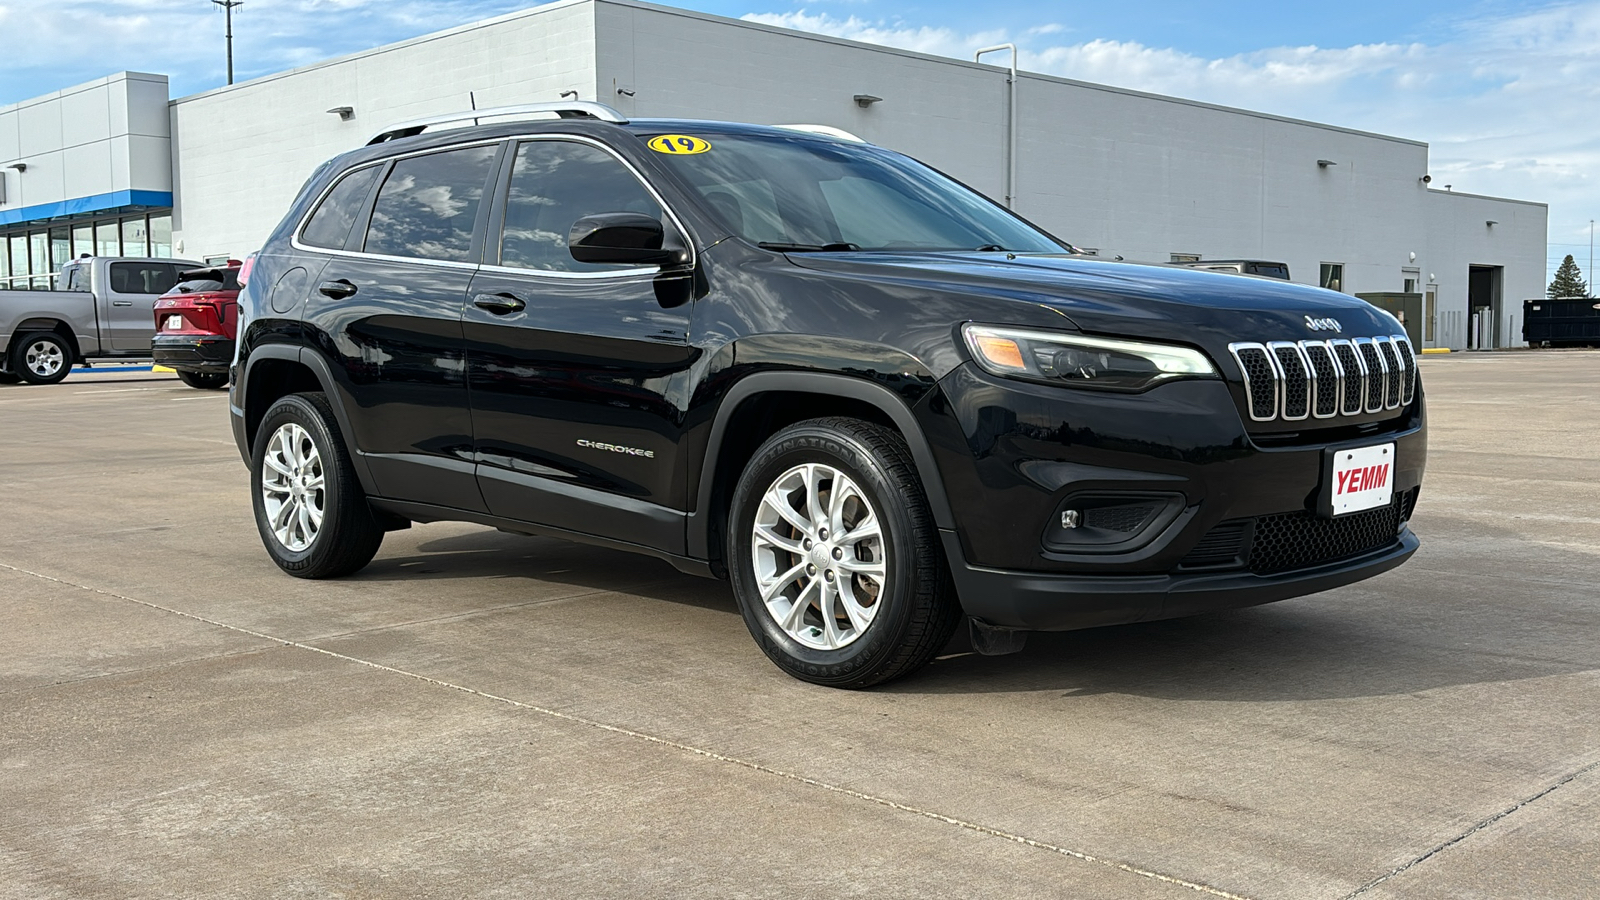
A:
[350,525,740,616]
[350,516,1600,704]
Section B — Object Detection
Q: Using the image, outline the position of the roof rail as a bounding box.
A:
[773,124,867,143]
[367,101,629,145]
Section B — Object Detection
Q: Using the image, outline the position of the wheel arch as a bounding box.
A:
[7,320,82,363]
[239,345,378,495]
[687,372,955,572]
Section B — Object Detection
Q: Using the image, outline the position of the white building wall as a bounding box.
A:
[596,0,1545,347]
[169,0,598,260]
[1424,191,1548,350]
[0,72,171,214]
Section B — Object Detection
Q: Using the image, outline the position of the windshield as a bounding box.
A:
[642,131,1069,253]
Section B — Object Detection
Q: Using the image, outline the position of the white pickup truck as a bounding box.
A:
[0,256,202,385]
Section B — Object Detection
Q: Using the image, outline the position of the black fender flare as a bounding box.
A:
[686,371,956,560]
[236,343,378,496]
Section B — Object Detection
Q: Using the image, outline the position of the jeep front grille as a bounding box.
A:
[1229,335,1416,423]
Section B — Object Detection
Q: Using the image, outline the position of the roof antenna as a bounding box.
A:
[469,91,478,126]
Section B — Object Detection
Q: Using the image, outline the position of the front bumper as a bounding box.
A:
[945,527,1418,630]
[152,334,235,374]
[918,362,1426,629]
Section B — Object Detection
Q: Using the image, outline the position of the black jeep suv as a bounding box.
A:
[231,102,1425,688]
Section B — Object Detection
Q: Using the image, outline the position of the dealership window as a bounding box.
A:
[50,227,70,273]
[96,221,120,257]
[365,145,497,262]
[149,215,173,258]
[71,224,92,259]
[29,232,49,288]
[1320,263,1344,292]
[0,238,9,288]
[122,217,149,258]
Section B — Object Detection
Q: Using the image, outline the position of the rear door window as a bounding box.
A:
[300,165,381,250]
[363,145,499,262]
[108,262,179,294]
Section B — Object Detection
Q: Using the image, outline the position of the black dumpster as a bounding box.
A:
[1524,298,1600,347]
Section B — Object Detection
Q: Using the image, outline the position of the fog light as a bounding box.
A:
[1061,510,1082,529]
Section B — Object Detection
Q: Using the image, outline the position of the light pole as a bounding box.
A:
[213,0,243,85]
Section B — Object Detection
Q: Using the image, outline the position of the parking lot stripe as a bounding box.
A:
[0,558,1254,900]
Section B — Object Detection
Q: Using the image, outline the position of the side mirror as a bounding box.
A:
[568,212,689,267]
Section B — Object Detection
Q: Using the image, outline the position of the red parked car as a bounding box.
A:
[152,261,241,389]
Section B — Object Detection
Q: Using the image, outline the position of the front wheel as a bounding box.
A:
[10,332,74,385]
[177,370,229,390]
[728,417,961,688]
[250,392,384,578]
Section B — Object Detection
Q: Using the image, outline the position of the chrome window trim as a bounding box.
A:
[1228,342,1278,422]
[1266,340,1311,422]
[288,133,695,281]
[1302,340,1342,420]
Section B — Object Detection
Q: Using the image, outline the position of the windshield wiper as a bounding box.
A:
[974,244,1008,251]
[757,241,861,252]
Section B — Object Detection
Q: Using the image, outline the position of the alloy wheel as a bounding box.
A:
[24,340,64,378]
[751,463,887,650]
[260,422,326,552]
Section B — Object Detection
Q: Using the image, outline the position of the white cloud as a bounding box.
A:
[740,6,1600,278]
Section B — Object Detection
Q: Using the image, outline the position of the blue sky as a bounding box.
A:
[0,0,1594,280]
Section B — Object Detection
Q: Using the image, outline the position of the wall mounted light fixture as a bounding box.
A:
[853,94,883,108]
[1486,220,1499,227]
[1317,159,1337,167]
[560,90,578,99]
[4,162,26,172]
[326,106,354,121]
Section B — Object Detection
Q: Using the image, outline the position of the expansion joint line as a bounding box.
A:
[1340,757,1600,898]
[2,562,1253,900]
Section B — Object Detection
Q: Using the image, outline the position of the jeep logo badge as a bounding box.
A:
[1305,315,1343,333]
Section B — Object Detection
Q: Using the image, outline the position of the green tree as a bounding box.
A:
[1548,254,1590,298]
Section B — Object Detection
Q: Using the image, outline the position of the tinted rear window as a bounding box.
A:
[301,165,381,250]
[109,263,179,295]
[165,267,240,295]
[363,145,498,262]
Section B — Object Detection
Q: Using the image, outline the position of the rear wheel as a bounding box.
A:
[250,392,384,578]
[10,332,73,385]
[177,370,229,390]
[728,417,960,688]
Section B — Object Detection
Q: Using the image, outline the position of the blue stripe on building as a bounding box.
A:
[0,190,174,227]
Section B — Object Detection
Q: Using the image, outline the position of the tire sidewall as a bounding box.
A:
[729,426,922,682]
[250,394,352,573]
[12,333,72,385]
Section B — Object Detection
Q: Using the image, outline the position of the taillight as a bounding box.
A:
[237,252,258,288]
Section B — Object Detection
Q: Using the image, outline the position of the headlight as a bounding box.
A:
[962,324,1218,391]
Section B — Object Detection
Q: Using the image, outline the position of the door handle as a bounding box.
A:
[318,279,358,299]
[111,300,134,307]
[473,292,526,315]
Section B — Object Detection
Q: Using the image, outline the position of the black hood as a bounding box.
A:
[784,251,1401,347]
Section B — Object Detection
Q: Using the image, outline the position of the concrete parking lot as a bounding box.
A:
[2,352,1597,899]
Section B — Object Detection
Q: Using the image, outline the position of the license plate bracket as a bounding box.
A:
[1320,442,1396,517]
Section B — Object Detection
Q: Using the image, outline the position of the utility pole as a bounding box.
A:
[213,0,243,85]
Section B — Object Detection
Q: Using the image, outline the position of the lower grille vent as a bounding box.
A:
[1179,488,1419,575]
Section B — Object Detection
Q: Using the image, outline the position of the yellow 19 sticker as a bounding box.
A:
[648,134,711,155]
